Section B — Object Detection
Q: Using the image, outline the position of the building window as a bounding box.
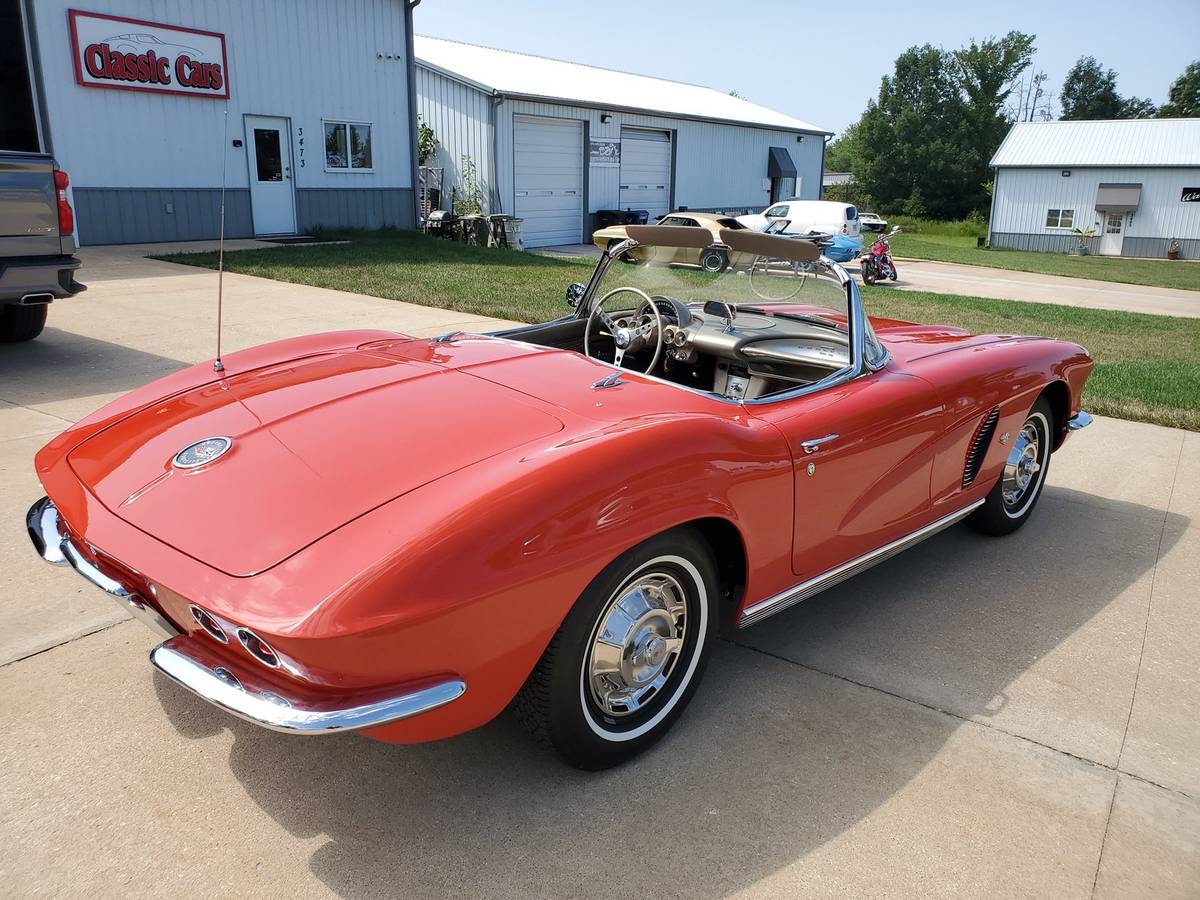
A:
[1045,208,1074,229]
[324,120,373,172]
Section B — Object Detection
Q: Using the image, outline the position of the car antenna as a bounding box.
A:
[213,106,229,374]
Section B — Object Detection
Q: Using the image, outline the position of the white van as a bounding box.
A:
[738,200,861,238]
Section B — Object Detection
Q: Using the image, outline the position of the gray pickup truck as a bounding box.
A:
[0,152,85,342]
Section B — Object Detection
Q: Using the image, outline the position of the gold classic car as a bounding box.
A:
[593,212,749,272]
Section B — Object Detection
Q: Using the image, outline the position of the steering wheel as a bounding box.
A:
[584,286,665,373]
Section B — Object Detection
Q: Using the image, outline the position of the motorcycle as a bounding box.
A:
[860,227,901,285]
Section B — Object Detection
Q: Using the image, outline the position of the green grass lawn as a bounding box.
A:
[156,230,1200,431]
[882,217,1200,292]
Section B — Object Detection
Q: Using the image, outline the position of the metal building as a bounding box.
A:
[414,36,829,247]
[7,0,419,244]
[989,119,1200,259]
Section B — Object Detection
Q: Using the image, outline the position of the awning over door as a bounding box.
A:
[1095,183,1141,211]
[767,146,797,179]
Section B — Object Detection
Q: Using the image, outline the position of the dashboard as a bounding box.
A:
[613,299,851,400]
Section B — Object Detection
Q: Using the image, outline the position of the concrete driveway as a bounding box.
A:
[1,245,1197,898]
[866,257,1200,318]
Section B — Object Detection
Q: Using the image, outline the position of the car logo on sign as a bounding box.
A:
[172,436,232,469]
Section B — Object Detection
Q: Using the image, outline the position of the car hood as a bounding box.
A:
[67,345,564,576]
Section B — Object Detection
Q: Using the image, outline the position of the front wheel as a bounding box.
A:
[513,528,718,769]
[968,397,1053,536]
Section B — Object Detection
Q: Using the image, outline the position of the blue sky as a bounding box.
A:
[414,0,1199,136]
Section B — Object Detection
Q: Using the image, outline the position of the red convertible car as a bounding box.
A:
[28,226,1093,769]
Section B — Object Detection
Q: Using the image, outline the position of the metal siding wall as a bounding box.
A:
[992,166,1200,239]
[989,232,1095,254]
[73,188,252,244]
[1122,236,1200,260]
[494,99,822,223]
[414,66,493,211]
[296,188,414,231]
[33,0,413,241]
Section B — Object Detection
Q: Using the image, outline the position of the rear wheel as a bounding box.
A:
[968,397,1053,536]
[513,528,718,769]
[0,304,48,342]
[699,247,729,273]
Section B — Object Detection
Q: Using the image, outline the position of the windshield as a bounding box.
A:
[595,241,851,328]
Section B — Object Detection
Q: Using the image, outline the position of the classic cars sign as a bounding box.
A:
[67,9,229,99]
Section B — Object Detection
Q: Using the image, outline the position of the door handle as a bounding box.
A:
[800,434,838,454]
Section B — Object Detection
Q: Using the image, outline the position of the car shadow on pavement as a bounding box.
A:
[151,485,1186,900]
[0,329,189,408]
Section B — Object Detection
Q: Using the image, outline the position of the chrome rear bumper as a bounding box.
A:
[28,495,466,735]
[150,639,466,734]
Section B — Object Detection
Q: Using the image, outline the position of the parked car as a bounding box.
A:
[738,200,861,238]
[593,211,748,272]
[28,225,1093,770]
[762,220,861,264]
[859,212,889,233]
[0,152,85,341]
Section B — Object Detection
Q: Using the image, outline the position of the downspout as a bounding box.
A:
[405,0,422,229]
[491,93,503,214]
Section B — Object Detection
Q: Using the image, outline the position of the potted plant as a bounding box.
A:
[1070,226,1096,256]
[1167,237,1181,260]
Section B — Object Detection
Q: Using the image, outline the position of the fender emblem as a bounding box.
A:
[172,436,233,469]
[1000,431,1011,445]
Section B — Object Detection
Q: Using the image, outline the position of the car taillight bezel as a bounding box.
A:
[53,169,74,237]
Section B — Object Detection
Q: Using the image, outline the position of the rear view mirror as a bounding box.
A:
[566,282,586,308]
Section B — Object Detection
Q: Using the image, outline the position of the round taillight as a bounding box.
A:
[189,605,228,643]
[236,628,280,668]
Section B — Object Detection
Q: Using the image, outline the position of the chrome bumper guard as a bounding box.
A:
[1067,411,1093,431]
[27,496,178,638]
[28,496,466,735]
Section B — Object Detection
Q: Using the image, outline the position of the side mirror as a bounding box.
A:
[565,282,587,308]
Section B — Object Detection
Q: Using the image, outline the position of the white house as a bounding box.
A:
[8,0,420,244]
[989,119,1200,259]
[414,36,829,247]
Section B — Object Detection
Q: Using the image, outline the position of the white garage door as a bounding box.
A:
[620,128,672,221]
[514,116,584,247]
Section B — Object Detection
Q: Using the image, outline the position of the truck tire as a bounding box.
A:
[0,304,48,342]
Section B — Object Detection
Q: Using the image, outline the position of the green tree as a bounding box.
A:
[1120,96,1158,118]
[952,32,1035,213]
[856,45,980,219]
[824,119,862,173]
[1060,56,1124,119]
[1158,60,1200,117]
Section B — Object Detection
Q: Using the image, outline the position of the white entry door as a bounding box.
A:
[619,128,672,221]
[1098,211,1125,256]
[245,116,297,236]
[513,116,584,247]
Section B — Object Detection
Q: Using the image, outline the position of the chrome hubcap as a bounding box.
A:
[1002,422,1042,508]
[587,573,687,717]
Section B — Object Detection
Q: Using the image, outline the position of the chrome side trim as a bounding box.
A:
[738,499,986,628]
[1067,411,1093,431]
[150,640,467,735]
[28,496,180,639]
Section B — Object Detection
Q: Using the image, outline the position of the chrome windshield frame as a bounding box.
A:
[579,237,889,406]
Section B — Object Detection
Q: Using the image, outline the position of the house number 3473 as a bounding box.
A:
[297,126,305,167]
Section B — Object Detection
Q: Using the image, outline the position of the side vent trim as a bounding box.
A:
[963,407,1000,488]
